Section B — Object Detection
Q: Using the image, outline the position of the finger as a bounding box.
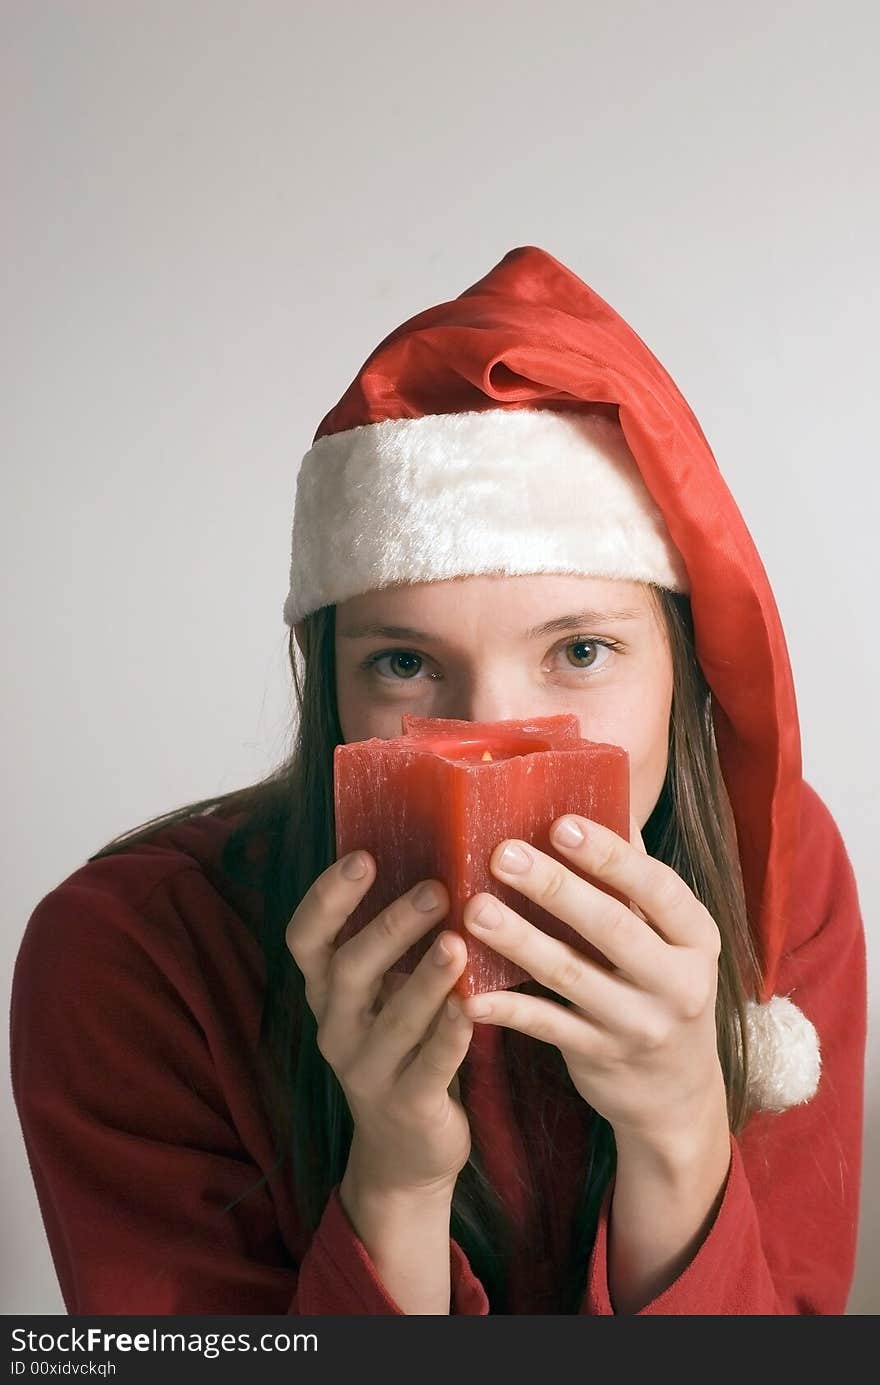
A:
[464,890,649,1011]
[461,988,606,1054]
[418,987,475,1088]
[347,930,471,1091]
[330,876,453,1023]
[290,858,449,1025]
[284,851,379,1020]
[485,837,669,981]
[541,817,710,948]
[396,989,474,1110]
[320,894,458,1068]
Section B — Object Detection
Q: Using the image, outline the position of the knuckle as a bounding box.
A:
[634,1013,673,1053]
[593,832,620,876]
[705,917,723,960]
[548,953,583,995]
[376,900,413,948]
[655,865,686,912]
[327,945,357,989]
[284,917,301,961]
[677,987,707,1023]
[315,1024,337,1065]
[342,1063,372,1102]
[676,954,717,1020]
[603,902,635,952]
[537,867,566,908]
[528,1010,556,1046]
[286,934,316,988]
[303,984,323,1026]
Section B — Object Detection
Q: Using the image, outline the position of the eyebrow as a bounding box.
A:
[337,608,644,642]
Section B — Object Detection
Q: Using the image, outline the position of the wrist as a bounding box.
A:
[340,1153,457,1218]
[338,1157,456,1316]
[614,1079,731,1185]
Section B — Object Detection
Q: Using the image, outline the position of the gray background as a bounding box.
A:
[3,0,877,1314]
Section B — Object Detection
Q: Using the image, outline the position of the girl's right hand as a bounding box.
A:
[285,850,475,1200]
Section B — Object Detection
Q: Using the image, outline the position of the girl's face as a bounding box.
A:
[322,573,674,830]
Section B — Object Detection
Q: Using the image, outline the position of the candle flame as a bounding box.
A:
[481,750,494,761]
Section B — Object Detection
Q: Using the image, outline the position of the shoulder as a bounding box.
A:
[795,778,858,892]
[11,809,264,1023]
[787,777,863,957]
[797,778,849,855]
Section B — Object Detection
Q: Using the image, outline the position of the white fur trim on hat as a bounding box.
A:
[283,407,690,626]
[743,995,821,1112]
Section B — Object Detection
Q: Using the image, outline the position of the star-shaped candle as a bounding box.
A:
[333,713,629,997]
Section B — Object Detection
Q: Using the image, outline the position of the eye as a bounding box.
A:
[360,636,623,685]
[553,635,621,673]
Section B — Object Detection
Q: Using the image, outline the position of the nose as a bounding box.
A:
[446,676,524,727]
[450,681,575,732]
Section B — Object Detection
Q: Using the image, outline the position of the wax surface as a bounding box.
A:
[333,714,630,997]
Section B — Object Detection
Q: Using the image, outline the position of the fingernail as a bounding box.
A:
[498,841,531,873]
[470,897,501,929]
[413,881,443,912]
[341,852,367,879]
[446,997,460,1019]
[432,935,452,965]
[552,816,585,847]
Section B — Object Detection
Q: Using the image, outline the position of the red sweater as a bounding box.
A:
[9,779,866,1314]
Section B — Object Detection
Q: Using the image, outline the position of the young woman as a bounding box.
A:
[10,246,867,1315]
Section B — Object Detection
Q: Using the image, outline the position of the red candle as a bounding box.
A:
[334,713,630,997]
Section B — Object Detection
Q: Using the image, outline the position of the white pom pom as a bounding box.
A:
[744,995,822,1112]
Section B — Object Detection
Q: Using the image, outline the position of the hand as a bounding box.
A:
[285,853,474,1198]
[458,814,727,1150]
[376,972,464,1104]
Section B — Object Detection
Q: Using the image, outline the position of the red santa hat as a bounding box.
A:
[283,245,819,1113]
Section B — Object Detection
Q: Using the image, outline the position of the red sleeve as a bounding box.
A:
[303,1188,488,1314]
[581,780,867,1315]
[9,873,489,1315]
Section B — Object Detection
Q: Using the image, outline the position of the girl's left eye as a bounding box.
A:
[360,637,623,684]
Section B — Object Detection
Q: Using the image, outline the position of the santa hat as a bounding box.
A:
[283,245,818,1114]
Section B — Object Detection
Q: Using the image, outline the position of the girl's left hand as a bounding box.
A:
[461,814,727,1149]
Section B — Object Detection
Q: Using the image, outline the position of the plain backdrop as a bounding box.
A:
[2,0,877,1315]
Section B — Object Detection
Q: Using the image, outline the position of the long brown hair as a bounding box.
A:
[88,584,762,1313]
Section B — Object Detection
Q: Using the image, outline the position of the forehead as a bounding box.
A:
[336,574,659,638]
